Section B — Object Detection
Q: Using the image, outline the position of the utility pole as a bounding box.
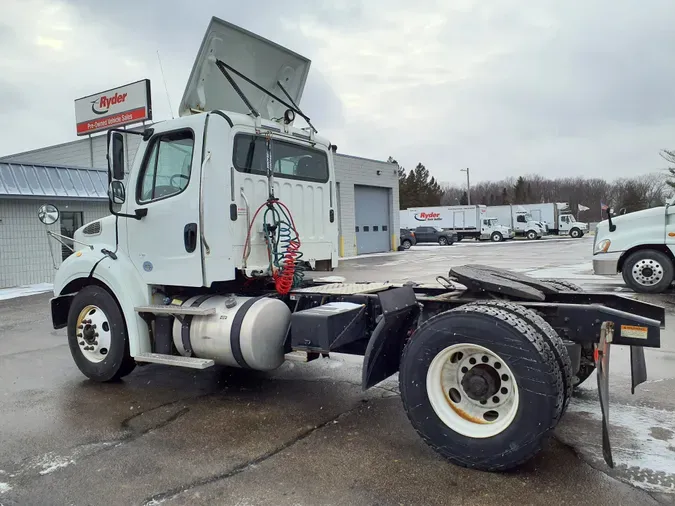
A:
[461,168,471,205]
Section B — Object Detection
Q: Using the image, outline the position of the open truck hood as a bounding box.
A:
[178,16,311,122]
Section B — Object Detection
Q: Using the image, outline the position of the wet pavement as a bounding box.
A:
[1,236,674,505]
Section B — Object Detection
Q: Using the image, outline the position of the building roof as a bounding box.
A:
[0,162,108,200]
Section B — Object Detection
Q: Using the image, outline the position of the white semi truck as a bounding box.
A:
[485,205,545,240]
[38,16,663,473]
[400,205,514,242]
[593,198,675,293]
[518,203,588,238]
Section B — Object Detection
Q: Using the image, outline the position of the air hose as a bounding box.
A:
[243,198,304,295]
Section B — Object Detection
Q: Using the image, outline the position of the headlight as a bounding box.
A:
[595,239,611,253]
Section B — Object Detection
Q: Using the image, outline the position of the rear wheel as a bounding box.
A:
[491,232,503,242]
[399,303,563,471]
[401,239,412,250]
[526,230,538,240]
[622,250,674,293]
[67,285,136,382]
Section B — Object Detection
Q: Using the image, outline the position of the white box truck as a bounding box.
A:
[486,205,545,240]
[519,203,588,238]
[32,15,662,474]
[401,205,513,242]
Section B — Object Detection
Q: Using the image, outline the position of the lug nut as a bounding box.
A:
[92,324,97,329]
[93,341,98,346]
[95,333,99,337]
[79,341,85,346]
[78,325,83,330]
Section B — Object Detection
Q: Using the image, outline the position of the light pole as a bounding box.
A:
[460,168,471,205]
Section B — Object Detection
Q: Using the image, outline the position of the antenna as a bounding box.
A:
[157,50,175,119]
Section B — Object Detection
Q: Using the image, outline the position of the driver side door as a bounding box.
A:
[125,127,203,287]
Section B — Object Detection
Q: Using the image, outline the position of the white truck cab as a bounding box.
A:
[482,217,514,241]
[557,213,588,238]
[593,197,675,293]
[513,211,545,239]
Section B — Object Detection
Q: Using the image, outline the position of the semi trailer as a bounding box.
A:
[41,16,663,473]
[400,205,513,242]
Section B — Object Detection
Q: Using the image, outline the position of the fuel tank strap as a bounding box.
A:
[181,294,217,355]
[230,296,267,369]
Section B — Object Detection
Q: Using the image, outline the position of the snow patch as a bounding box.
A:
[0,482,11,494]
[563,397,675,494]
[0,283,53,301]
[38,454,75,475]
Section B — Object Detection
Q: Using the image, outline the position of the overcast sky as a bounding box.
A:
[2,0,674,186]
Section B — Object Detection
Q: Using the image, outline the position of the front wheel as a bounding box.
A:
[491,232,503,242]
[526,230,538,240]
[570,228,583,238]
[622,250,674,293]
[438,236,449,246]
[399,303,563,471]
[67,285,136,382]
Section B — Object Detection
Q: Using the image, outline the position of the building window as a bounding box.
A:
[373,226,379,232]
[137,130,195,203]
[61,211,83,260]
[382,225,388,232]
[364,226,369,232]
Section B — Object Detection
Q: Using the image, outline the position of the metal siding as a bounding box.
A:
[0,163,108,199]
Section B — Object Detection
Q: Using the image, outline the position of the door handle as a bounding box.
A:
[184,223,198,253]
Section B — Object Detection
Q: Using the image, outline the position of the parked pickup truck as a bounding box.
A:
[411,226,457,246]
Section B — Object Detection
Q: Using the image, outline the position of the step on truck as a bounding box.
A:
[401,205,514,242]
[41,16,664,472]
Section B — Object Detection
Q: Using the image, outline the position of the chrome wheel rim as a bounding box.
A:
[632,259,664,286]
[76,305,111,363]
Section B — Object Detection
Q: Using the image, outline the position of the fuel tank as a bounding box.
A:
[173,295,291,370]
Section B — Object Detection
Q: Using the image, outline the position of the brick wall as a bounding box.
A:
[0,199,109,288]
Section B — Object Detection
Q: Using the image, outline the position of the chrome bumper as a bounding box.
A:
[593,252,622,275]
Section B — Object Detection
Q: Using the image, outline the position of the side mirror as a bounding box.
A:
[110,132,125,180]
[37,204,60,225]
[110,181,126,205]
[619,208,626,215]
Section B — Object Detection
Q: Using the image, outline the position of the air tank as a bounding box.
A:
[172,295,291,371]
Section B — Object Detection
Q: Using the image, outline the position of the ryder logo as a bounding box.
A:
[91,92,128,115]
[414,212,441,221]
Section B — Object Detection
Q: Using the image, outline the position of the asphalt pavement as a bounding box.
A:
[1,236,674,505]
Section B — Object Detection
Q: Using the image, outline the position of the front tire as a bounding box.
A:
[438,236,448,246]
[491,232,503,242]
[570,228,583,238]
[67,285,136,382]
[399,303,563,471]
[622,250,674,293]
[526,230,538,240]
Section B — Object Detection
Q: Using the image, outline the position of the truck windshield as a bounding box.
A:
[568,215,576,222]
[233,134,329,183]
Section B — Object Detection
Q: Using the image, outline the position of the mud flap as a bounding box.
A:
[596,322,613,468]
[630,346,648,394]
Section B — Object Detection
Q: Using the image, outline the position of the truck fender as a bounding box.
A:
[361,286,420,390]
[52,247,151,357]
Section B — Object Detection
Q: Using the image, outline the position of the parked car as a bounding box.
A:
[413,226,457,246]
[400,228,417,250]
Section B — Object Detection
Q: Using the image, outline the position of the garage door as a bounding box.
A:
[354,185,390,254]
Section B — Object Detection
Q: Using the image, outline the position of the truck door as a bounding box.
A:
[559,215,570,233]
[453,212,465,229]
[124,121,204,287]
[516,214,527,231]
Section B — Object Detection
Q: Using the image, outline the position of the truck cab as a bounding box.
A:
[482,217,513,242]
[557,213,587,238]
[513,211,544,239]
[593,198,675,293]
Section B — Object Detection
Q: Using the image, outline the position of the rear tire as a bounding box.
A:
[401,239,412,250]
[67,285,136,382]
[399,303,563,471]
[621,250,674,293]
[491,232,503,242]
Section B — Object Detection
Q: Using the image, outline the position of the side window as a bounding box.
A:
[138,130,194,203]
[516,215,526,223]
[561,216,569,223]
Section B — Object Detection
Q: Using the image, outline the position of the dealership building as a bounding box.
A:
[0,124,399,289]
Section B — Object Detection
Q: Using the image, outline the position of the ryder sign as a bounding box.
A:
[74,79,152,135]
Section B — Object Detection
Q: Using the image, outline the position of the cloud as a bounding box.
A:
[1,0,674,186]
